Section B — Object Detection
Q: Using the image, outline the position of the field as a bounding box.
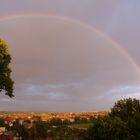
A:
[70,123,93,129]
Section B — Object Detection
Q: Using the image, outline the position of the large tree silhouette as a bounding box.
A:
[0,39,14,97]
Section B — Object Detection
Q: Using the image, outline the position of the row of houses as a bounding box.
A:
[0,112,107,125]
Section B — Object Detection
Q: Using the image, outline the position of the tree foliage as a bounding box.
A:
[87,98,140,140]
[49,118,63,126]
[12,120,29,140]
[0,39,14,97]
[33,120,49,139]
[110,98,140,120]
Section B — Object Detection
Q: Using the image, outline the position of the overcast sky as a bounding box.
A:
[0,0,140,112]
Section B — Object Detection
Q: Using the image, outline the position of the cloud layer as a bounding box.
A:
[0,15,140,111]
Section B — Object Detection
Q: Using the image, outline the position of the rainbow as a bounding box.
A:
[0,13,140,74]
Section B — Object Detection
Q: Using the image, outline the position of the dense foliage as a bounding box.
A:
[11,119,87,140]
[0,39,14,97]
[87,98,140,140]
[110,98,140,120]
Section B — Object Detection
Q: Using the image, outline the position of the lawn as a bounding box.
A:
[70,123,92,129]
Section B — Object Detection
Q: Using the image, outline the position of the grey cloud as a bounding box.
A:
[0,15,140,111]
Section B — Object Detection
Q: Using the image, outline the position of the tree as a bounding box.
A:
[49,118,62,126]
[63,119,71,125]
[0,39,14,97]
[12,120,29,140]
[87,116,130,140]
[110,98,140,120]
[34,120,49,139]
[87,98,140,140]
[74,116,81,124]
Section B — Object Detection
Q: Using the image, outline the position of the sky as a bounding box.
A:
[0,0,140,112]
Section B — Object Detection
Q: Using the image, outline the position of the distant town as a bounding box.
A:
[0,111,107,140]
[0,111,107,122]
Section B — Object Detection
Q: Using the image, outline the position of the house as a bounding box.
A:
[0,132,14,140]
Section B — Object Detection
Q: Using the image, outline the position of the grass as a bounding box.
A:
[70,123,92,129]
